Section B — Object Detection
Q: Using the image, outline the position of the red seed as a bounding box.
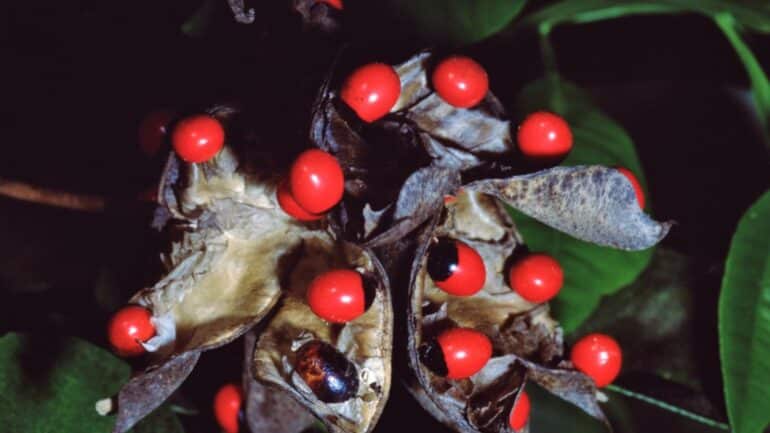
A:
[571,333,623,387]
[517,111,573,159]
[213,383,242,433]
[508,391,531,432]
[615,167,646,209]
[432,56,489,108]
[508,253,563,303]
[340,63,401,123]
[437,328,492,379]
[307,269,366,323]
[171,115,225,163]
[107,305,155,357]
[289,149,345,214]
[277,179,324,221]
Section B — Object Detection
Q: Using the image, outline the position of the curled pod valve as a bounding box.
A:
[295,340,359,403]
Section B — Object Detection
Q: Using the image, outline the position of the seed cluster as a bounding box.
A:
[107,49,653,433]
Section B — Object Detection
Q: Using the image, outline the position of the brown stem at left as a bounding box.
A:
[0,178,107,212]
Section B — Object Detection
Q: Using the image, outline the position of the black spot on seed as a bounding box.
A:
[419,340,448,377]
[426,239,458,282]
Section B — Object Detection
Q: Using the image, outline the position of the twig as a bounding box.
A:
[607,384,730,431]
[0,178,106,212]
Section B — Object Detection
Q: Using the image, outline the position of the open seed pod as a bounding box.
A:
[243,331,317,433]
[108,105,348,433]
[406,190,608,433]
[310,51,514,246]
[252,234,392,433]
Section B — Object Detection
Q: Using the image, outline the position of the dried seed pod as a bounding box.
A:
[110,105,360,433]
[466,166,672,250]
[253,237,392,433]
[406,190,607,433]
[242,331,316,433]
[310,51,511,245]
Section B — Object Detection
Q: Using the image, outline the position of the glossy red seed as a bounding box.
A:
[427,239,486,297]
[340,63,401,123]
[570,333,623,387]
[214,383,242,433]
[437,328,492,379]
[517,111,573,158]
[289,149,345,214]
[171,115,225,163]
[508,253,564,303]
[508,391,531,432]
[277,179,323,221]
[138,110,175,157]
[432,56,489,108]
[318,0,343,9]
[615,167,646,209]
[307,269,366,323]
[107,305,155,357]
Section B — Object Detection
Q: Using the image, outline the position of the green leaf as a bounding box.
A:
[396,0,528,44]
[572,248,701,388]
[0,333,183,433]
[719,189,770,433]
[522,0,770,34]
[527,383,606,433]
[713,13,770,152]
[512,77,653,333]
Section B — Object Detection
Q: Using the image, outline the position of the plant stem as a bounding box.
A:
[538,22,558,78]
[607,384,730,431]
[0,178,106,212]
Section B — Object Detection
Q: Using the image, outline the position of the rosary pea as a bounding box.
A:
[295,340,359,403]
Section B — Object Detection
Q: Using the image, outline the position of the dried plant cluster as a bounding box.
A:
[103,49,670,433]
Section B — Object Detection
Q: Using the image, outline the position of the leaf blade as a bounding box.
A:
[719,189,770,433]
[397,0,528,44]
[522,0,770,33]
[0,333,183,433]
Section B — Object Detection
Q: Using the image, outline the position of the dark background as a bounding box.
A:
[2,1,770,432]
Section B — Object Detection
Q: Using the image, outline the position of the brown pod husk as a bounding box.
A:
[133,145,311,357]
[311,51,512,245]
[253,237,392,433]
[406,190,608,433]
[110,106,332,433]
[243,331,317,433]
[112,350,201,433]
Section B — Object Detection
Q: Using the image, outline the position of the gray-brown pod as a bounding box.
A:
[309,50,673,433]
[106,105,393,433]
[406,191,607,433]
[252,234,392,433]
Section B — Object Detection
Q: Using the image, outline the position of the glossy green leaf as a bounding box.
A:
[528,383,606,433]
[0,333,183,433]
[512,77,653,333]
[522,0,770,33]
[719,189,770,433]
[396,0,528,44]
[529,380,730,433]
